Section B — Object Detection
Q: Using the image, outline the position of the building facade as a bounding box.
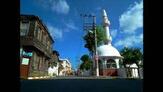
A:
[58,59,72,76]
[20,15,54,79]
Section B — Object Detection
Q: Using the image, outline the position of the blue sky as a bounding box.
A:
[21,0,143,69]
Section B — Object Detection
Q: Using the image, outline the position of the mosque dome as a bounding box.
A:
[97,9,123,59]
[97,44,123,58]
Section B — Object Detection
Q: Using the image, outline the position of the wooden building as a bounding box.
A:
[20,15,54,79]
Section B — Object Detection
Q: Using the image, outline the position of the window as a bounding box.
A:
[40,29,42,42]
[49,43,52,53]
[43,32,46,44]
[106,59,116,69]
[32,52,37,70]
[106,63,111,68]
[44,35,47,44]
[112,63,116,68]
[35,26,41,40]
[43,34,47,46]
[34,24,37,37]
[20,21,30,36]
[39,56,43,70]
[37,56,40,70]
[47,41,49,50]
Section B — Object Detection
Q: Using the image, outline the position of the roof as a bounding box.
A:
[97,44,123,58]
[126,63,138,68]
[59,59,71,65]
[20,14,54,43]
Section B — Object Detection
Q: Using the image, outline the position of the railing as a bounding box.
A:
[21,36,52,58]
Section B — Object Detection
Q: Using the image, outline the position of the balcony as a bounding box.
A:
[20,36,51,58]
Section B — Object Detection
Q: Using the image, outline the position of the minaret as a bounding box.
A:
[96,9,123,77]
[102,9,112,45]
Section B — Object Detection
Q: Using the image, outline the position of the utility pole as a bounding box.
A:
[81,14,99,76]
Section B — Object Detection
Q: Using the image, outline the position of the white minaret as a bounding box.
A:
[102,9,112,45]
[96,9,123,77]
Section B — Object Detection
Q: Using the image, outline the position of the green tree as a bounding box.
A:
[51,50,60,67]
[83,26,107,56]
[52,62,58,67]
[79,54,93,70]
[120,47,143,78]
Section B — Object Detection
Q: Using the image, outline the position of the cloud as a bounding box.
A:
[115,0,143,49]
[47,24,63,39]
[114,33,143,47]
[119,0,143,33]
[51,0,70,14]
[65,21,78,31]
[139,33,143,40]
[110,29,118,39]
[47,20,78,40]
[36,0,70,14]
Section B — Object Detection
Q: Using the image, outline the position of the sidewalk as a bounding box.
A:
[27,76,55,80]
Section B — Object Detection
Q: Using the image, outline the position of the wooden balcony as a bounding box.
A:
[20,36,51,58]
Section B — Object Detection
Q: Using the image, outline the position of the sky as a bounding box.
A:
[21,0,143,70]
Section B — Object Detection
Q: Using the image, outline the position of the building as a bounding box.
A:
[96,9,123,76]
[48,50,60,76]
[125,63,139,78]
[125,60,143,78]
[58,59,72,76]
[20,15,54,79]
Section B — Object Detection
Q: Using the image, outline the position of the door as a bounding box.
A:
[20,57,30,79]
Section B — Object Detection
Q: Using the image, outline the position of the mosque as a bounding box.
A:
[82,9,141,78]
[96,9,123,76]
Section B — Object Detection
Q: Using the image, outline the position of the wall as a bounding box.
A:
[117,68,127,78]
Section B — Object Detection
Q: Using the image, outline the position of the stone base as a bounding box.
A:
[99,69,118,76]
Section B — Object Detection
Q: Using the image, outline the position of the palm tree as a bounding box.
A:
[83,26,107,57]
[79,54,93,71]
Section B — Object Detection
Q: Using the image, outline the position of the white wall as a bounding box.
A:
[126,63,139,78]
[58,59,72,76]
[48,63,59,76]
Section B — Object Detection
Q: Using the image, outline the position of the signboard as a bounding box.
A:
[22,58,29,65]
[22,51,33,57]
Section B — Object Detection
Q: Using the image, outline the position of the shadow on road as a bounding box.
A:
[21,78,143,92]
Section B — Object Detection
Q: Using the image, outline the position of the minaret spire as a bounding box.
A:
[102,9,112,45]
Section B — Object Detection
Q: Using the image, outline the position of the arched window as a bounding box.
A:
[106,59,116,69]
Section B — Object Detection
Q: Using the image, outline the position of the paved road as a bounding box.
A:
[21,78,143,92]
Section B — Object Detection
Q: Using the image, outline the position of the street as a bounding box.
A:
[21,77,143,92]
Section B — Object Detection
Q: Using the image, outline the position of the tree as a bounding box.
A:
[79,54,93,70]
[120,47,143,66]
[83,26,107,56]
[53,50,60,56]
[51,50,60,67]
[52,62,58,67]
[120,47,143,78]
